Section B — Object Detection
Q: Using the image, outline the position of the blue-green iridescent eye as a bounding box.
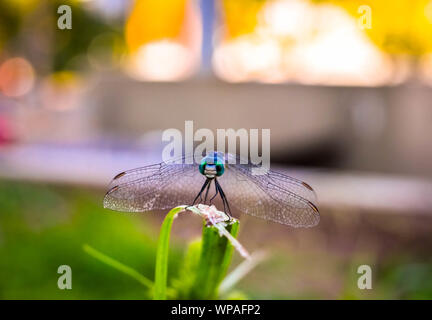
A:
[215,162,224,176]
[199,160,206,175]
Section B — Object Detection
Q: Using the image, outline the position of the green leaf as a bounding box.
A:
[189,220,240,299]
[153,206,185,300]
[171,239,202,299]
[83,244,153,289]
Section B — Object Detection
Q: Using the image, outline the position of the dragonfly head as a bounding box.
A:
[199,152,225,179]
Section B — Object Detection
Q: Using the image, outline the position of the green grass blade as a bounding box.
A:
[189,220,240,299]
[171,239,202,299]
[83,244,153,289]
[153,206,185,300]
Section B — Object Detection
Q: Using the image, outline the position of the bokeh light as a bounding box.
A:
[125,40,197,81]
[124,0,200,81]
[214,0,394,85]
[0,57,35,97]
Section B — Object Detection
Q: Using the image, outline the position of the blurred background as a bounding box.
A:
[1,0,432,299]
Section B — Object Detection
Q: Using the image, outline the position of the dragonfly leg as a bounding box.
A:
[215,179,232,218]
[192,178,211,205]
[203,179,212,204]
[209,181,219,204]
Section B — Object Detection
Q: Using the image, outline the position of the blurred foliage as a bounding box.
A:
[1,180,432,299]
[51,0,121,71]
[0,0,41,48]
[0,180,183,299]
[314,0,432,57]
[0,2,26,49]
[0,0,123,73]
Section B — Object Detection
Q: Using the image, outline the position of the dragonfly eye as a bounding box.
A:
[199,161,207,176]
[215,162,224,176]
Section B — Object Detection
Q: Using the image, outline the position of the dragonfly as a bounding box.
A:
[103,152,320,227]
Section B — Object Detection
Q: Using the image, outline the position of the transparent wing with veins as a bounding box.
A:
[216,155,319,227]
[103,153,320,227]
[104,161,206,212]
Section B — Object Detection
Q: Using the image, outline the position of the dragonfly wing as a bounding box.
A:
[223,153,317,203]
[107,154,198,189]
[104,162,205,212]
[219,163,320,227]
[107,163,163,189]
[263,171,317,203]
